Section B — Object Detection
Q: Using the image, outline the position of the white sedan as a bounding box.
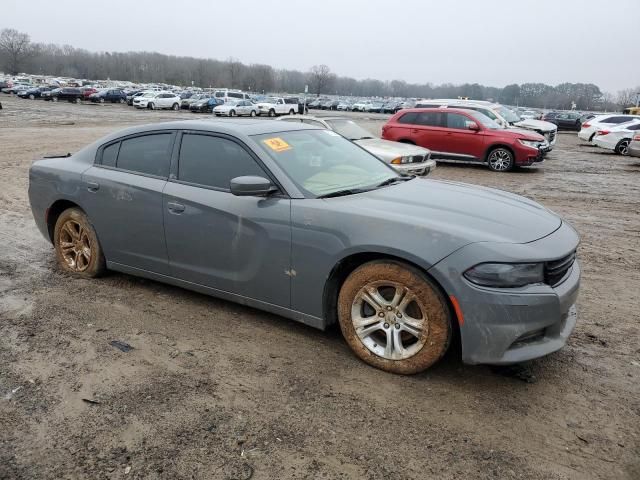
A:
[592,120,640,155]
[133,91,181,110]
[213,100,258,117]
[578,114,640,143]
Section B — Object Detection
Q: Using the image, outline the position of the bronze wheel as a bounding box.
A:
[338,260,451,374]
[54,208,105,277]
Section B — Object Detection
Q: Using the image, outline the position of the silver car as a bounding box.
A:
[28,119,580,374]
[279,116,435,175]
[213,100,258,117]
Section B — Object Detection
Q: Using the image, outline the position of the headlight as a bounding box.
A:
[391,156,412,165]
[518,139,541,148]
[464,263,544,288]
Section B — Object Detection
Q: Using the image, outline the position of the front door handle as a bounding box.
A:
[167,202,185,214]
[86,181,100,192]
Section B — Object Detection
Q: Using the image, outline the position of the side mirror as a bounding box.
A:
[230,176,276,197]
[466,121,480,131]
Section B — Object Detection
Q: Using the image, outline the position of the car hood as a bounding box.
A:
[257,102,276,107]
[354,138,431,161]
[325,179,561,245]
[513,119,558,132]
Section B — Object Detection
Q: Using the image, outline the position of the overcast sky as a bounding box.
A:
[3,0,638,92]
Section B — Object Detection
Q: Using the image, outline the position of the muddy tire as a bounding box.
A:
[337,260,451,374]
[53,208,105,278]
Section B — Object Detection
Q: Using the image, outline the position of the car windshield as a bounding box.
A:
[253,129,398,198]
[142,92,155,98]
[496,106,521,123]
[466,110,503,129]
[325,119,376,140]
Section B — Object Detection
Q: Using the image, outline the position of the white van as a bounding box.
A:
[214,89,251,103]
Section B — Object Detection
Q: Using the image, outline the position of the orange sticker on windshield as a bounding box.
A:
[263,137,291,152]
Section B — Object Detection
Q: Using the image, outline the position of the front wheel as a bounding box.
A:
[172,103,179,111]
[148,102,155,110]
[53,208,106,278]
[229,109,236,117]
[615,139,630,155]
[250,110,256,117]
[487,147,514,172]
[337,260,451,374]
[289,109,295,115]
[268,109,276,117]
[29,94,35,100]
[119,98,126,104]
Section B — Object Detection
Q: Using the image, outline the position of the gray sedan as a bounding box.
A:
[279,116,435,175]
[28,120,580,374]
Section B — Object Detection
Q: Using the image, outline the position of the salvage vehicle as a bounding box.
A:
[416,100,557,151]
[133,91,181,110]
[278,115,435,175]
[382,108,547,172]
[256,97,297,116]
[45,87,83,103]
[545,111,584,131]
[89,89,127,104]
[28,119,580,374]
[213,100,258,117]
[578,114,640,143]
[627,133,640,157]
[592,120,640,155]
[189,96,222,113]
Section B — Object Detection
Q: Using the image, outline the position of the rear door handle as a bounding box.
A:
[86,181,100,192]
[167,201,185,214]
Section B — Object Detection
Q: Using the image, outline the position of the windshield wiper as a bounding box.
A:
[376,176,413,188]
[317,187,371,199]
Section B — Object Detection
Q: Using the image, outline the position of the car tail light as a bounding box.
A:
[596,130,610,136]
[582,122,590,128]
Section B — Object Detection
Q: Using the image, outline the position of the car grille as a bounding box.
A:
[410,154,426,163]
[545,251,576,286]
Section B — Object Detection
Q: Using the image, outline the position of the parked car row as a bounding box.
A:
[577,113,640,155]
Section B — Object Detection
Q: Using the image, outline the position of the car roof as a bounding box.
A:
[401,107,477,115]
[99,119,319,142]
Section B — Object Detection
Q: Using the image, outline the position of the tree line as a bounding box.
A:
[1,28,637,111]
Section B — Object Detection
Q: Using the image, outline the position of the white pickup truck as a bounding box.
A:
[256,97,298,117]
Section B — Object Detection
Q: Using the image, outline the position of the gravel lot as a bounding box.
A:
[1,95,639,480]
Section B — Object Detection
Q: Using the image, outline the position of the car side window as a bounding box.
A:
[177,134,266,190]
[610,116,632,124]
[101,142,120,167]
[116,133,173,177]
[397,112,419,124]
[445,113,470,129]
[629,124,640,130]
[416,112,442,127]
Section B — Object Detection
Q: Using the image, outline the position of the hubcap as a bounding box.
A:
[489,149,512,171]
[351,281,428,360]
[59,220,91,272]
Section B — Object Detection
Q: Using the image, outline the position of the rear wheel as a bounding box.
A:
[487,147,514,172]
[615,139,631,155]
[28,94,35,100]
[148,102,155,110]
[53,208,105,278]
[337,260,451,374]
[119,98,126,104]
[229,109,236,117]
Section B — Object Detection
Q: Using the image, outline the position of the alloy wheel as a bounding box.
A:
[58,219,92,272]
[488,149,513,171]
[351,281,428,360]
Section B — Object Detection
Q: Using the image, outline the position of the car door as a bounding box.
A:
[409,111,449,155]
[163,131,291,307]
[80,131,175,274]
[442,112,485,160]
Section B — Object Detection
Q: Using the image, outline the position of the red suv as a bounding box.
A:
[382,108,547,172]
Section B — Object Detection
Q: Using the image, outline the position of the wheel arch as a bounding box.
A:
[46,199,85,243]
[485,143,515,162]
[322,251,461,338]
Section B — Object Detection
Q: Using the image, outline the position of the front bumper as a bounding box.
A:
[578,129,593,142]
[393,159,436,176]
[429,221,580,365]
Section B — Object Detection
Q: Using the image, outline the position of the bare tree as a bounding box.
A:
[308,64,335,96]
[617,87,640,108]
[226,57,242,88]
[0,28,38,75]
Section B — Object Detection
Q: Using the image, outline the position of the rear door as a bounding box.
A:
[80,131,175,274]
[163,131,291,307]
[409,111,449,155]
[442,112,485,160]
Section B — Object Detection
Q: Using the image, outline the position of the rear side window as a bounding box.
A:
[416,112,443,127]
[101,142,119,167]
[116,133,173,177]
[446,113,470,129]
[397,112,419,124]
[178,134,266,189]
[607,116,635,124]
[229,92,243,99]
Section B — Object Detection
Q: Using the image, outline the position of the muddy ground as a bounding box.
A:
[0,95,638,480]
